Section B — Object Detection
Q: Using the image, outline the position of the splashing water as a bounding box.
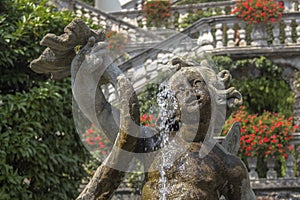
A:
[156,83,179,200]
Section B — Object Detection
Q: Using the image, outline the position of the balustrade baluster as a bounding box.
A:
[142,14,147,29]
[266,157,277,179]
[126,68,135,82]
[105,19,112,31]
[285,152,295,178]
[178,11,188,31]
[226,23,235,47]
[292,1,298,12]
[100,17,107,30]
[220,6,226,15]
[75,5,83,18]
[247,157,259,180]
[197,24,214,49]
[139,0,143,10]
[284,0,293,12]
[82,8,90,19]
[211,8,216,15]
[272,23,281,46]
[215,23,223,48]
[90,13,98,26]
[238,23,247,47]
[284,19,293,45]
[128,29,136,43]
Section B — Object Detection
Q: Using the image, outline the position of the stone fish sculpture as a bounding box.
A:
[30,18,256,200]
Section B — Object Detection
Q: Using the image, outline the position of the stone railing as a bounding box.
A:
[56,0,300,33]
[101,12,300,103]
[72,0,163,43]
[248,133,300,193]
[111,0,235,30]
[115,12,300,87]
[110,0,300,30]
[191,13,300,65]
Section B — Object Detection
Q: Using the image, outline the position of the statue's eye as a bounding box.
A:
[193,80,203,88]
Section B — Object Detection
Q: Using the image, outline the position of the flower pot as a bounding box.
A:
[251,23,268,47]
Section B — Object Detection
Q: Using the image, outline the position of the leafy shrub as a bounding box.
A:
[0,80,88,199]
[138,83,160,114]
[213,56,294,116]
[0,0,91,199]
[179,8,224,29]
[0,0,75,94]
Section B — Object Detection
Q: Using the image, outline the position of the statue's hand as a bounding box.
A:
[30,18,105,79]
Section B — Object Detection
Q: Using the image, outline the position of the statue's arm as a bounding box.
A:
[30,18,155,199]
[71,37,162,154]
[74,37,141,199]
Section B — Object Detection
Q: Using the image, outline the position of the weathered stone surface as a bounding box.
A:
[30,18,105,79]
[30,19,255,199]
[141,62,255,200]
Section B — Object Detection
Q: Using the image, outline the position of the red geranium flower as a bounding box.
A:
[222,106,296,160]
[232,0,284,24]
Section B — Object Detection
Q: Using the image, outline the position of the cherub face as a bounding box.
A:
[168,67,212,142]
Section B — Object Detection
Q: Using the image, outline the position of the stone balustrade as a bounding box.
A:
[100,12,300,105]
[110,1,235,30]
[216,133,300,192]
[61,0,300,51]
[112,12,300,93]
[109,0,300,30]
[72,0,162,43]
[248,133,300,192]
[61,0,300,33]
[195,13,300,50]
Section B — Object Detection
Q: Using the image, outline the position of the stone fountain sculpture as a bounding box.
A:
[30,18,256,200]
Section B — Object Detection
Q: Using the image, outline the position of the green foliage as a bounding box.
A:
[0,0,91,199]
[0,0,75,94]
[138,83,160,114]
[214,56,293,116]
[0,79,88,200]
[179,8,222,29]
[234,77,293,116]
